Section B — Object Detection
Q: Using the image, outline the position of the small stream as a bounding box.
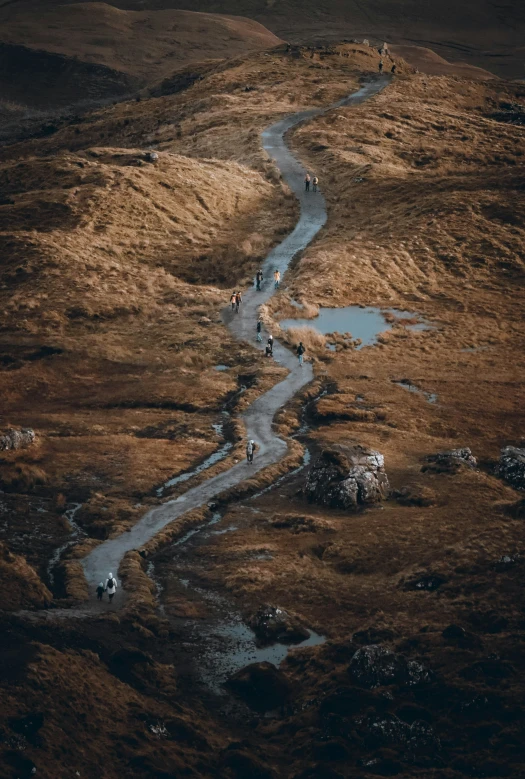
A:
[156,415,233,497]
[47,503,85,585]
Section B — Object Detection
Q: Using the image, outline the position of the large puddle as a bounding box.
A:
[393,379,438,404]
[279,306,431,349]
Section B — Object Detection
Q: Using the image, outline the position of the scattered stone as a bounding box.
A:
[305,445,390,510]
[0,428,36,451]
[249,605,309,645]
[143,151,159,163]
[402,573,446,592]
[422,447,477,474]
[226,661,292,711]
[498,446,525,490]
[348,645,431,688]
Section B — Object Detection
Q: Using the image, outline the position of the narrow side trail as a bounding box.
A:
[82,76,390,589]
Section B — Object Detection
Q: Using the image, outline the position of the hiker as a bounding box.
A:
[267,334,274,355]
[105,572,117,603]
[274,269,281,289]
[230,291,236,311]
[304,173,311,191]
[391,63,397,74]
[256,268,263,291]
[256,318,263,342]
[235,291,242,313]
[96,582,104,601]
[379,59,384,73]
[296,341,305,366]
[265,343,273,358]
[246,439,255,464]
[313,176,319,192]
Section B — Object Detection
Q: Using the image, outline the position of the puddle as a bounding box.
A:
[188,583,325,695]
[280,306,431,349]
[47,503,85,585]
[157,418,232,497]
[393,380,438,404]
[214,364,230,371]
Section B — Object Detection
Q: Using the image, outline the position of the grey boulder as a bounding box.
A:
[498,446,525,490]
[305,445,390,510]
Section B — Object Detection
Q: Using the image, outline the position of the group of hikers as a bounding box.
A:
[230,290,243,312]
[96,573,118,603]
[304,173,319,192]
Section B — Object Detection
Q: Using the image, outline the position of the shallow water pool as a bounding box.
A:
[280,306,430,349]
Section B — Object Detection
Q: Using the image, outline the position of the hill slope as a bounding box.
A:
[0,3,282,82]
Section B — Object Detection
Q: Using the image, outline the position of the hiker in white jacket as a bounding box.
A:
[105,572,118,603]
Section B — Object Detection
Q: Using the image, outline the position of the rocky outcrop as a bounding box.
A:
[0,427,35,451]
[249,605,309,645]
[348,645,432,688]
[498,446,525,490]
[305,445,390,510]
[0,542,52,610]
[422,447,476,474]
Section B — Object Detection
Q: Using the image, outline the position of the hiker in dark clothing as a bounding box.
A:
[379,59,384,73]
[96,582,104,601]
[256,269,263,291]
[296,341,305,366]
[305,173,311,191]
[256,318,263,342]
[391,63,396,74]
[265,343,272,358]
[235,291,242,313]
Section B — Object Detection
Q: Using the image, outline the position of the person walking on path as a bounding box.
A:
[256,318,263,342]
[246,439,255,464]
[391,63,396,74]
[265,343,273,358]
[296,341,305,366]
[235,291,242,313]
[274,269,280,289]
[96,582,104,601]
[313,176,319,192]
[105,573,117,603]
[378,59,384,73]
[230,291,236,311]
[256,269,263,291]
[304,173,311,192]
[267,334,274,355]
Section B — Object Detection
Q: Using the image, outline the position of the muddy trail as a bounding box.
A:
[81,76,390,592]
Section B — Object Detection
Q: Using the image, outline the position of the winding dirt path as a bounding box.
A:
[82,76,390,589]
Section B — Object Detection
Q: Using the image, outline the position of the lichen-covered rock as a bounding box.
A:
[0,428,35,451]
[422,447,476,474]
[305,445,390,510]
[498,446,525,490]
[348,645,432,688]
[249,605,309,645]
